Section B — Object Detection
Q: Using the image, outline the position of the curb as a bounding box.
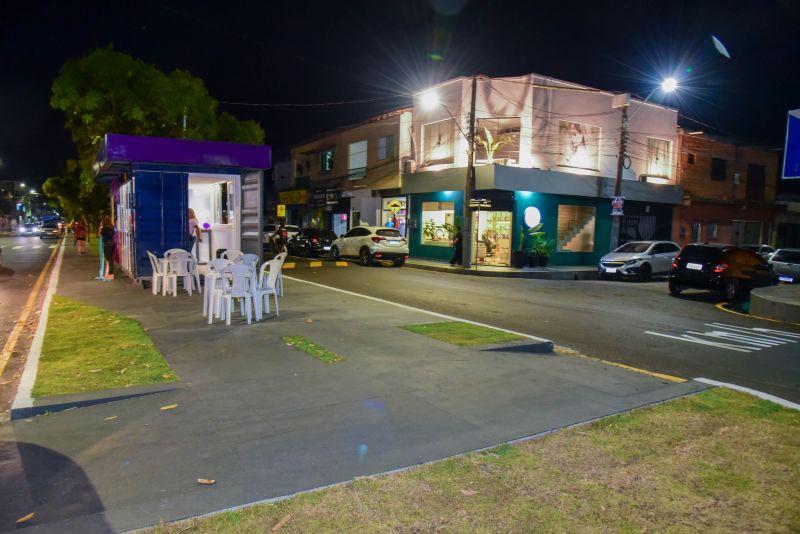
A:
[405,262,598,280]
[11,383,179,419]
[693,377,800,410]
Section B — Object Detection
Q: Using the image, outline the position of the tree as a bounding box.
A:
[45,46,265,219]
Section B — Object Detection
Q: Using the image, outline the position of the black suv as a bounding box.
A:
[669,244,778,301]
[287,228,338,257]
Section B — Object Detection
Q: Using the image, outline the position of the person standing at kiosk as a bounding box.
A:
[188,208,202,255]
[99,215,116,280]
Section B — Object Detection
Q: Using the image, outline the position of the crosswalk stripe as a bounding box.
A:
[49,245,56,249]
[32,245,42,249]
[12,245,24,249]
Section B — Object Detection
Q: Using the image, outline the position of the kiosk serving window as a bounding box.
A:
[421,201,454,246]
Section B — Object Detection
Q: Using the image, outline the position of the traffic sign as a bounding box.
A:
[276,204,286,217]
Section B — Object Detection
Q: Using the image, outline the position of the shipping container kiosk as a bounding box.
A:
[95,133,271,285]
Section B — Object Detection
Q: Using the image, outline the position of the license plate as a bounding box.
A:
[687,262,703,270]
[779,275,794,283]
[388,240,400,245]
[605,268,617,273]
[323,246,331,251]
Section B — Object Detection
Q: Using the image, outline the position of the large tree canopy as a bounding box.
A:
[45,46,265,219]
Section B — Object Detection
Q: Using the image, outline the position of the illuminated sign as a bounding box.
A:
[783,110,800,180]
[278,189,308,204]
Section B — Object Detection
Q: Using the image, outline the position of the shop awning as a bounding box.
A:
[95,133,271,181]
[401,164,684,204]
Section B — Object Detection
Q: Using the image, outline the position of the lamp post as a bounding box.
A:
[608,78,678,252]
[420,76,478,268]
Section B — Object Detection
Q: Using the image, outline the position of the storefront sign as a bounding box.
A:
[387,199,404,213]
[469,198,492,209]
[276,204,286,217]
[278,189,308,205]
[611,196,625,216]
[309,190,339,206]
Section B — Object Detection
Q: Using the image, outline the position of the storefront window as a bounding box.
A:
[421,201,454,246]
[557,205,596,252]
[558,121,600,171]
[474,210,512,266]
[381,197,407,236]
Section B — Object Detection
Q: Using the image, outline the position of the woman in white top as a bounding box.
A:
[188,208,202,254]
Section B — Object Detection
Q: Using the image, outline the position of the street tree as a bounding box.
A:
[45,46,265,220]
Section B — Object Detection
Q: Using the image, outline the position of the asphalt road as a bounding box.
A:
[284,256,800,402]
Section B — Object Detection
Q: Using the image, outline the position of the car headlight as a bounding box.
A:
[624,259,639,265]
[33,227,40,232]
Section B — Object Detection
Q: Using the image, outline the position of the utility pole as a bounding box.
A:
[462,76,478,268]
[609,94,629,252]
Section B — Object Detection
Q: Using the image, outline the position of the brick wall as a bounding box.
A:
[677,131,780,202]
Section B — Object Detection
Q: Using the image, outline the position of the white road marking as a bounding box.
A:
[12,245,24,249]
[32,245,42,249]
[645,322,798,353]
[283,275,553,344]
[49,245,56,249]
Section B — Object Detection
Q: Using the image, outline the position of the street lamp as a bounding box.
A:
[609,77,680,252]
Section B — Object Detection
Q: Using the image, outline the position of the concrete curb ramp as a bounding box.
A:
[750,285,800,323]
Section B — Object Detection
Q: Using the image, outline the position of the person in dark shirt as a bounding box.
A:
[99,215,116,280]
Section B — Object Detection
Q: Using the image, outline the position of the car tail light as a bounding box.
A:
[310,237,319,244]
[672,258,679,269]
[374,252,383,258]
[713,262,728,273]
[371,236,385,243]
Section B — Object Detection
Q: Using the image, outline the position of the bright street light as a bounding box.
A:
[661,77,678,93]
[420,89,440,111]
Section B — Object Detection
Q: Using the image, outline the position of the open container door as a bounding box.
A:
[240,170,263,257]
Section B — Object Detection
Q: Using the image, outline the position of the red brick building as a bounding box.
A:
[672,130,783,246]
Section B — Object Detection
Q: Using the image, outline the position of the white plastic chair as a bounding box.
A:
[147,251,168,296]
[203,259,232,318]
[164,248,188,258]
[254,259,281,320]
[273,251,288,296]
[218,264,256,325]
[221,249,244,262]
[166,250,195,296]
[238,253,260,270]
[187,252,202,295]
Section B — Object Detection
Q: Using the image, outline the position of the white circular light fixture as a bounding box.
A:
[524,206,541,228]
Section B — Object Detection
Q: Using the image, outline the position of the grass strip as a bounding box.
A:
[282,335,345,364]
[400,321,523,346]
[32,295,178,397]
[150,388,800,533]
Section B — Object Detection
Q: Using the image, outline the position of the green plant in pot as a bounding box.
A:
[534,235,555,267]
[523,223,544,267]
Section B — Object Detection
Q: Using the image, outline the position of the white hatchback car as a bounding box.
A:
[331,225,409,266]
[599,240,681,281]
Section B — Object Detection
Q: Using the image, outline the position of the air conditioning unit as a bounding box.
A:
[402,157,416,173]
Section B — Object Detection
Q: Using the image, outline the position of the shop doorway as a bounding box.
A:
[188,173,239,262]
[473,210,512,266]
[732,220,762,244]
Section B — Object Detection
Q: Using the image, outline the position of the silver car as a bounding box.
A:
[599,240,681,281]
[740,244,776,259]
[768,248,800,284]
[331,225,409,266]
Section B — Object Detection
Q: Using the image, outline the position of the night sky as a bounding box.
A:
[2,0,799,190]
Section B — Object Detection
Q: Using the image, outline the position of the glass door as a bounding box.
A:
[472,210,512,266]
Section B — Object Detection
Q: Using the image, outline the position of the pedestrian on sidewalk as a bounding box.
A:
[72,219,87,254]
[99,215,116,280]
[188,208,202,256]
[449,225,463,266]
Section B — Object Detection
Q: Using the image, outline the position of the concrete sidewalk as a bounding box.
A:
[1,251,709,533]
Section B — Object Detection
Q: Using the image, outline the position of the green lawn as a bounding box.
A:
[400,321,524,346]
[282,335,345,363]
[32,295,178,397]
[149,388,799,533]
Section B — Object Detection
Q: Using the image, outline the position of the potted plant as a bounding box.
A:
[534,235,555,267]
[523,223,544,268]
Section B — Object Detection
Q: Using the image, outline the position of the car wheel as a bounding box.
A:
[724,279,740,302]
[668,279,682,295]
[359,247,371,266]
[331,246,340,260]
[638,263,652,282]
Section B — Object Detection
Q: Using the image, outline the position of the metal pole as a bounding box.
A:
[609,104,628,252]
[462,76,477,268]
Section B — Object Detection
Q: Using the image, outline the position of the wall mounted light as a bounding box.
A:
[524,206,541,228]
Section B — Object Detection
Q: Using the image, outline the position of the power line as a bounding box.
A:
[218,94,412,108]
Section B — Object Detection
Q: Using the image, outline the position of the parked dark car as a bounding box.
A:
[287,228,338,257]
[669,244,778,301]
[39,220,64,239]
